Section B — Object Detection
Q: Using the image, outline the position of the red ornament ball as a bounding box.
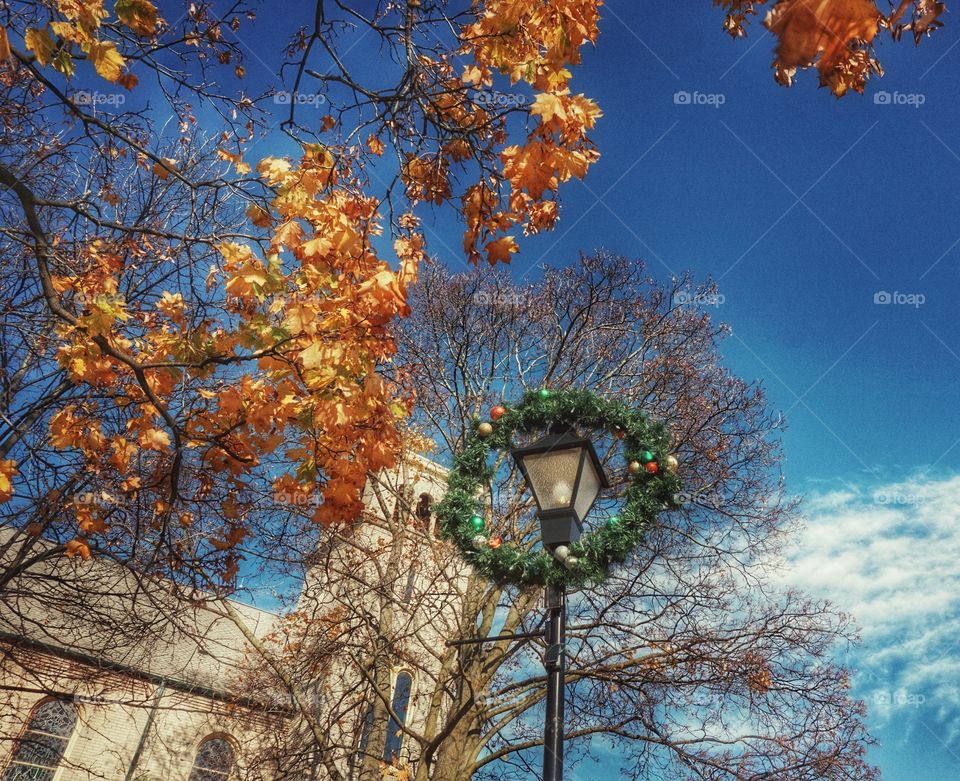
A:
[488,536,503,549]
[645,461,659,474]
[490,405,507,421]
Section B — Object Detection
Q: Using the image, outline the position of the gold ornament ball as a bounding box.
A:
[477,422,494,438]
[627,460,642,475]
[665,455,679,473]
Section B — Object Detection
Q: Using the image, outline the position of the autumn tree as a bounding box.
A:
[241,253,876,780]
[0,0,948,589]
[0,1,944,775]
[0,0,608,589]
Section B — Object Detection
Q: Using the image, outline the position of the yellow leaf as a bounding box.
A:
[299,341,327,371]
[301,236,332,259]
[257,157,292,185]
[139,428,171,452]
[462,64,484,85]
[115,0,159,36]
[25,27,56,67]
[88,40,126,83]
[531,93,567,124]
[217,148,251,175]
[0,459,17,503]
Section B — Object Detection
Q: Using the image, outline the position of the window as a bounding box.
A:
[382,672,413,762]
[3,698,77,781]
[414,493,433,524]
[188,737,235,781]
[401,566,417,604]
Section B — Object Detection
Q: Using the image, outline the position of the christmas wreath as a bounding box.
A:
[436,388,681,587]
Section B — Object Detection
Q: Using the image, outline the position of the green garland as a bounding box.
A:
[436,388,681,587]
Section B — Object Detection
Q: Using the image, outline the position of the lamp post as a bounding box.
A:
[511,426,610,781]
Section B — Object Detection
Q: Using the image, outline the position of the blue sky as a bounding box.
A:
[499,5,960,779]
[103,2,960,777]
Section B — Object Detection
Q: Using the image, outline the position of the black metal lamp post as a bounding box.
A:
[511,427,609,781]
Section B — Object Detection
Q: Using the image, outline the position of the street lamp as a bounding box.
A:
[511,428,610,550]
[511,426,609,781]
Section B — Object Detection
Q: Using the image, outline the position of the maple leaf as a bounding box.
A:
[246,204,273,228]
[532,92,568,125]
[25,27,57,67]
[152,157,177,179]
[88,40,127,83]
[0,459,17,503]
[218,148,252,175]
[485,236,518,266]
[258,157,293,185]
[65,539,91,560]
[115,0,159,36]
[139,428,171,452]
[367,135,385,156]
[766,0,881,96]
[156,291,185,322]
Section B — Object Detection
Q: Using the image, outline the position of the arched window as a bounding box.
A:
[382,671,413,762]
[401,566,418,604]
[414,493,433,525]
[187,736,235,781]
[3,698,77,781]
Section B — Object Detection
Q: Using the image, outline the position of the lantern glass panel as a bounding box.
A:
[519,448,583,511]
[573,455,602,521]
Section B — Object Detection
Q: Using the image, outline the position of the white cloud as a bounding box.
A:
[781,473,960,744]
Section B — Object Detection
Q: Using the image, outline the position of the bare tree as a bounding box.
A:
[250,252,876,781]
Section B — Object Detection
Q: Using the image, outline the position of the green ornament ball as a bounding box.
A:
[606,515,621,528]
[640,450,654,464]
[538,388,550,399]
[469,514,485,532]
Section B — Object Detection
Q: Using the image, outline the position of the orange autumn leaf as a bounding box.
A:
[485,236,518,266]
[0,459,17,502]
[0,27,12,64]
[766,0,882,96]
[65,539,91,560]
[139,427,171,452]
[367,135,385,156]
[246,203,273,228]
